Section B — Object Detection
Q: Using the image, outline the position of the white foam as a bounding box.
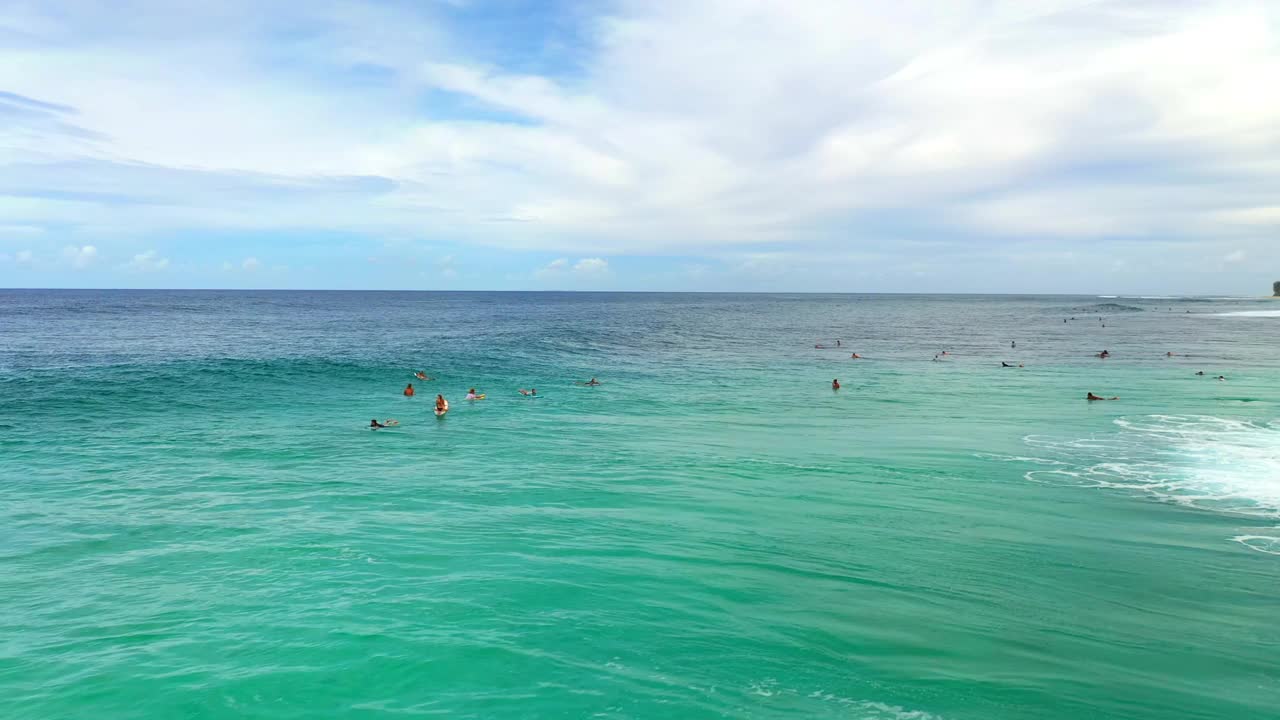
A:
[1212,310,1280,318]
[1232,534,1280,555]
[1023,415,1280,520]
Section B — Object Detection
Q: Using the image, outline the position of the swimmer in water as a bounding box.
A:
[1002,362,1013,367]
[519,388,537,396]
[1097,350,1110,359]
[581,378,601,386]
[832,379,840,390]
[1087,392,1118,401]
[415,371,429,380]
[850,353,862,359]
[466,387,480,400]
[404,383,415,397]
[1166,352,1175,357]
[1011,341,1016,348]
[1195,371,1205,376]
[1217,376,1226,381]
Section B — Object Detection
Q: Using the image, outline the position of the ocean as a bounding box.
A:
[2,290,1278,719]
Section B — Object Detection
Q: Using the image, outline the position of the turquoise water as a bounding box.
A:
[2,290,1279,719]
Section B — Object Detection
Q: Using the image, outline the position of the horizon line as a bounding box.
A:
[0,287,1268,298]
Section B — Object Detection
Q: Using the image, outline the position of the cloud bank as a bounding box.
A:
[1,0,1277,292]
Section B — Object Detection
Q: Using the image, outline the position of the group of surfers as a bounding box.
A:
[375,376,603,427]
[829,346,1226,403]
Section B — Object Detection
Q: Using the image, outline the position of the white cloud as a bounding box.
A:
[62,244,97,269]
[532,253,606,279]
[1224,250,1246,263]
[241,257,260,271]
[16,250,34,264]
[0,0,1278,286]
[124,249,170,272]
[573,257,608,274]
[535,257,569,278]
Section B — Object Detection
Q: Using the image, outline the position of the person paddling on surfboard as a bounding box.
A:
[415,371,432,380]
[519,388,537,396]
[371,419,399,429]
[1086,392,1118,401]
[581,378,601,386]
[404,383,415,397]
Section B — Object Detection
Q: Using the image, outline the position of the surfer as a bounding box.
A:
[415,371,430,380]
[1086,392,1118,401]
[370,419,399,429]
[850,353,862,359]
[404,383,415,397]
[1195,371,1205,376]
[1096,350,1110,359]
[582,378,601,386]
[832,379,840,390]
[1002,362,1014,367]
[519,388,537,396]
[435,394,448,414]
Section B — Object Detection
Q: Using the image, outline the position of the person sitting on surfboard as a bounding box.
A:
[832,379,840,390]
[404,383,415,397]
[1086,392,1118,401]
[435,395,448,413]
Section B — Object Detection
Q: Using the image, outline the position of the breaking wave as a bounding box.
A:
[1021,415,1280,554]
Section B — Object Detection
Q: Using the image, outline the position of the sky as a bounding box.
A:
[1,0,1278,294]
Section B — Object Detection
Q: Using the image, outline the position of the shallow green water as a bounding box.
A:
[2,291,1278,719]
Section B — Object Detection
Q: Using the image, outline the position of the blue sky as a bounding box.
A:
[1,0,1278,293]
